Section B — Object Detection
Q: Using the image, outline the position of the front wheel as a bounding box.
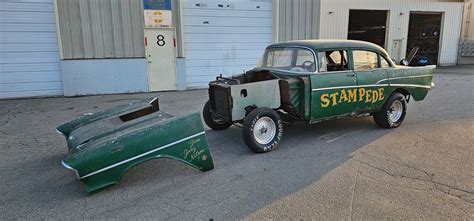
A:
[373,93,407,128]
[203,101,232,130]
[242,108,283,153]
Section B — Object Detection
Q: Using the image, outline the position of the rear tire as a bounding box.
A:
[203,101,232,130]
[242,108,283,153]
[373,93,407,128]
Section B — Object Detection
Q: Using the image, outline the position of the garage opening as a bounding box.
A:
[407,13,442,66]
[348,10,389,48]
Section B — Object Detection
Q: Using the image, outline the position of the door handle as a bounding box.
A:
[346,73,356,77]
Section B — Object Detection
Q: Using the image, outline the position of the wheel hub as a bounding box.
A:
[259,127,268,134]
[253,117,276,145]
[388,100,403,123]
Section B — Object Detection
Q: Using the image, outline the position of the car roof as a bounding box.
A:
[268,39,386,53]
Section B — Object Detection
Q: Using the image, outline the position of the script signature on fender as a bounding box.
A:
[183,138,205,160]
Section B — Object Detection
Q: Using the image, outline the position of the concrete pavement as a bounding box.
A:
[0,65,473,219]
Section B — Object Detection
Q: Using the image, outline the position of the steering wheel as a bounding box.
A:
[302,61,314,71]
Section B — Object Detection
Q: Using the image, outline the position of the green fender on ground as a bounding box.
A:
[57,97,214,194]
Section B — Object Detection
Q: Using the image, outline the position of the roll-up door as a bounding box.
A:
[182,0,272,88]
[0,0,62,99]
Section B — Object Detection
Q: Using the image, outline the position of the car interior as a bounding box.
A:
[320,50,349,72]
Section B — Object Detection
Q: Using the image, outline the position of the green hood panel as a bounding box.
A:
[58,98,214,193]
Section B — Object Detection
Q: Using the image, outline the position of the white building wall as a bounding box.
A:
[273,0,321,42]
[319,0,464,66]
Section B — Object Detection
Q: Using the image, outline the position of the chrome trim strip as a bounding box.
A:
[62,160,80,179]
[375,75,433,84]
[311,84,389,92]
[389,84,433,89]
[55,128,64,135]
[149,97,158,104]
[79,131,206,179]
[311,82,432,92]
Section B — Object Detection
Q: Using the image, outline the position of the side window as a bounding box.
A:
[353,50,378,71]
[318,50,348,73]
[380,55,392,68]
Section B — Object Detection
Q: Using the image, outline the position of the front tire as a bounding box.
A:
[373,93,407,128]
[242,108,283,153]
[203,101,232,130]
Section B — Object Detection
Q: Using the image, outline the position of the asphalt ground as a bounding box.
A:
[0,65,473,220]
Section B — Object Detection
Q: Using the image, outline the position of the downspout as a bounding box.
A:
[272,0,280,43]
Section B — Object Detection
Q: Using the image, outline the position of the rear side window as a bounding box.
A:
[380,56,392,68]
[318,50,349,72]
[353,50,378,71]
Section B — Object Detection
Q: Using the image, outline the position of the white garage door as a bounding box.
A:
[0,0,63,99]
[182,0,272,88]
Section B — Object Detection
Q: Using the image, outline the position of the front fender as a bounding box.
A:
[60,98,214,193]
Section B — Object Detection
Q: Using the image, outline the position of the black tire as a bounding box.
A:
[242,108,283,153]
[202,101,232,130]
[373,93,407,128]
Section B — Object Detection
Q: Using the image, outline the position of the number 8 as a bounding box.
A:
[157,35,165,46]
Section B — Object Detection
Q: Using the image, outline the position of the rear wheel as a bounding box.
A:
[203,101,232,130]
[242,108,283,153]
[373,93,407,128]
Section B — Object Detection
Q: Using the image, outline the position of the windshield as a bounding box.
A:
[257,47,316,72]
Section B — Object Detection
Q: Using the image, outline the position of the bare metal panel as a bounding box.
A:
[57,0,145,59]
[276,0,321,42]
[230,80,281,121]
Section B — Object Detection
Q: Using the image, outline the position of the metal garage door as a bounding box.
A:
[182,0,272,88]
[0,0,62,99]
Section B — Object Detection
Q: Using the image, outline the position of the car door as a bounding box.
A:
[351,50,390,112]
[310,50,359,122]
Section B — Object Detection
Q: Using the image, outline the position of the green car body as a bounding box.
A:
[58,98,214,193]
[204,40,435,152]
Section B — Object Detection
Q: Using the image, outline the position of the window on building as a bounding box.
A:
[318,50,349,72]
[353,50,378,71]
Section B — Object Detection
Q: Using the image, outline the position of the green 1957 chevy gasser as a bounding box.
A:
[203,40,435,153]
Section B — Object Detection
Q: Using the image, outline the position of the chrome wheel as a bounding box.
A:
[388,100,403,123]
[253,117,276,145]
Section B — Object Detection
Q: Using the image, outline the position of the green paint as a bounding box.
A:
[58,98,214,194]
[210,40,435,124]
